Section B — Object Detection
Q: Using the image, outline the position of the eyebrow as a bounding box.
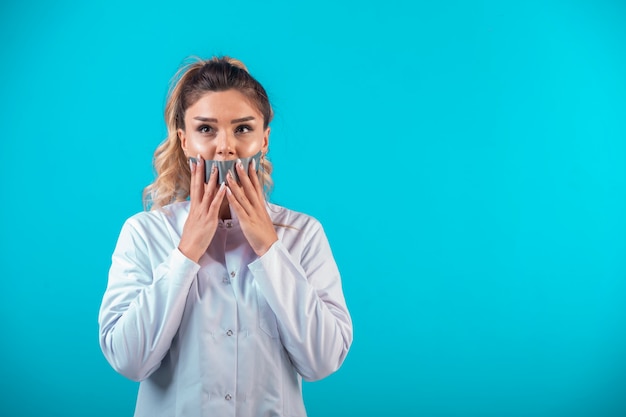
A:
[192,116,256,124]
[231,116,255,124]
[193,117,217,123]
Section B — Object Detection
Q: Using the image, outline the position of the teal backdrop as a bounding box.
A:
[1,0,625,416]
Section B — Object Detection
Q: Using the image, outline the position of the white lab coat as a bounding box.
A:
[98,201,352,417]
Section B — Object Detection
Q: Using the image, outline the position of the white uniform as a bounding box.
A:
[98,201,353,417]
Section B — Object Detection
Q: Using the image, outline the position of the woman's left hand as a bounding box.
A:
[226,158,279,256]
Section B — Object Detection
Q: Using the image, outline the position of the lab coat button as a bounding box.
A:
[230,271,236,277]
[222,276,230,284]
[226,329,234,336]
[225,394,232,401]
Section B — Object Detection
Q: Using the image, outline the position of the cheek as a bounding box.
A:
[185,135,217,157]
[238,142,257,153]
[237,134,266,154]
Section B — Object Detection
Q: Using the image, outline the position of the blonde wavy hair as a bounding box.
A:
[143,56,274,210]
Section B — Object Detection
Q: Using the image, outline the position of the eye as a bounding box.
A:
[235,125,252,134]
[198,125,214,134]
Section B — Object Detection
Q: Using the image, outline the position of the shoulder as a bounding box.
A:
[267,202,324,234]
[122,201,190,236]
[267,203,336,262]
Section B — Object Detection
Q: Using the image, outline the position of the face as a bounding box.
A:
[178,89,270,161]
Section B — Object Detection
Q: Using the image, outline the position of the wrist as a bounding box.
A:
[254,237,278,257]
[178,241,202,263]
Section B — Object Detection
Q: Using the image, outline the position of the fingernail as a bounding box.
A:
[237,159,242,169]
[211,164,217,173]
[189,159,195,172]
[251,158,256,170]
[197,154,203,164]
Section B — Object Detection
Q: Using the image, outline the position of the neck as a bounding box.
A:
[219,199,231,220]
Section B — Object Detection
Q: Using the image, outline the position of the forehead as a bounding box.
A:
[186,90,261,119]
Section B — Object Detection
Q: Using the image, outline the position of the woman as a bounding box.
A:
[98,56,353,417]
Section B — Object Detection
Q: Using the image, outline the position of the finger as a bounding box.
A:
[235,159,259,205]
[226,170,253,215]
[202,162,219,208]
[225,184,245,218]
[207,182,227,217]
[189,155,204,204]
[248,157,265,202]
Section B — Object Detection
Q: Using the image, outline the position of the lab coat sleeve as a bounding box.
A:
[98,218,200,382]
[248,222,353,381]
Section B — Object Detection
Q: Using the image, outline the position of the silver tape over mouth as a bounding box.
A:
[189,150,262,184]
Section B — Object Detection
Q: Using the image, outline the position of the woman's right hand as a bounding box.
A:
[178,155,227,263]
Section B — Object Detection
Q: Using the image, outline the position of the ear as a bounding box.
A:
[178,128,188,156]
[262,127,270,155]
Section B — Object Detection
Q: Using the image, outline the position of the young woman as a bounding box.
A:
[98,56,353,417]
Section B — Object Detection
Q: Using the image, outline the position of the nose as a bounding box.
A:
[215,131,236,159]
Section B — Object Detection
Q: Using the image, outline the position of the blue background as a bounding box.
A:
[1,0,625,416]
